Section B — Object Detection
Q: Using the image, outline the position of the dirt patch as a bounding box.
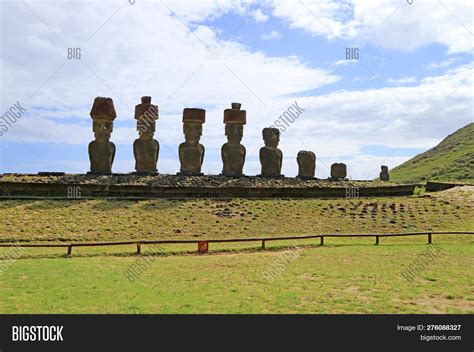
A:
[395,296,474,314]
[413,296,473,313]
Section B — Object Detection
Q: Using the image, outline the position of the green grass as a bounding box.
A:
[0,241,472,314]
[390,123,474,183]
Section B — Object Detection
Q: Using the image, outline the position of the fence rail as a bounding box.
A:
[0,231,472,256]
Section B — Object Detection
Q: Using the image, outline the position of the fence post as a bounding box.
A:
[67,245,72,256]
[375,236,379,245]
[261,240,266,249]
[428,233,432,244]
[320,236,324,246]
[136,243,141,255]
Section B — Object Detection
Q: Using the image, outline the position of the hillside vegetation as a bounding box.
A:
[0,187,472,243]
[390,123,474,183]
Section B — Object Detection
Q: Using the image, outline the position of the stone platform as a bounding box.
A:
[0,174,419,199]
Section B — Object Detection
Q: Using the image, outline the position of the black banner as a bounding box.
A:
[0,314,472,351]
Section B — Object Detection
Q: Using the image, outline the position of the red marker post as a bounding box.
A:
[198,241,209,254]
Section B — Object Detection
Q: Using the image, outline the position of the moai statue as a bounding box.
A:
[297,150,316,179]
[178,108,206,176]
[133,96,159,174]
[88,97,116,174]
[330,163,347,180]
[380,165,389,181]
[221,102,246,177]
[259,127,283,177]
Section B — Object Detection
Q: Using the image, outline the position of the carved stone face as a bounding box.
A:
[93,120,113,142]
[297,151,316,177]
[137,120,155,141]
[381,165,388,173]
[183,122,202,145]
[263,129,279,148]
[331,163,347,179]
[225,124,243,144]
[297,152,309,168]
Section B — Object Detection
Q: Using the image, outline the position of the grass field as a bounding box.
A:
[0,241,472,314]
[0,187,472,314]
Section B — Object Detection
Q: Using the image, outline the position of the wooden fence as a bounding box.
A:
[0,231,472,256]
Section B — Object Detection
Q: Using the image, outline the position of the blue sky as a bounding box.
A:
[0,0,472,178]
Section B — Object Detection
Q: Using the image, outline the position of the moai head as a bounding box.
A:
[182,108,205,146]
[224,102,246,144]
[262,127,280,148]
[297,150,316,178]
[331,163,347,179]
[90,97,116,142]
[135,96,158,141]
[92,120,113,141]
[225,124,243,144]
[380,165,389,181]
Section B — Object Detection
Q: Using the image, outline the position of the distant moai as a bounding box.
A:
[330,163,347,180]
[259,127,283,177]
[380,165,389,181]
[133,96,159,174]
[297,151,316,179]
[178,108,206,176]
[88,97,116,174]
[221,102,246,176]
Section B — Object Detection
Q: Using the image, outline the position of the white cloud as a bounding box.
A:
[260,30,281,40]
[353,74,379,82]
[272,0,360,40]
[387,76,417,85]
[251,8,269,23]
[424,57,461,69]
[152,0,254,23]
[332,59,357,66]
[270,0,473,53]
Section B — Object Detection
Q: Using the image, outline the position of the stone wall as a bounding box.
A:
[0,175,418,199]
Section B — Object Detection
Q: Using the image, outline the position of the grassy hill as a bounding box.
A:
[0,191,472,243]
[390,123,474,183]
